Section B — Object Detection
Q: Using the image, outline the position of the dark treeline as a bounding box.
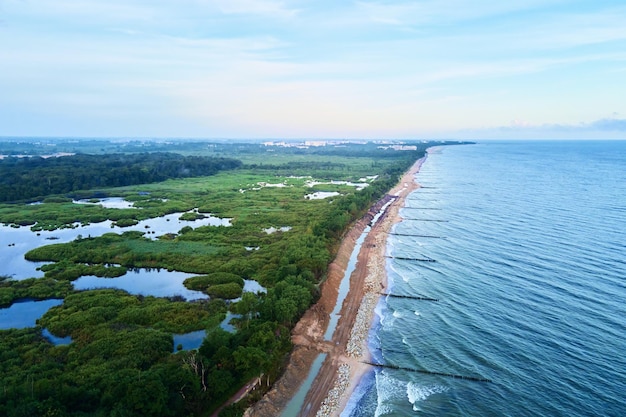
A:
[0,153,242,202]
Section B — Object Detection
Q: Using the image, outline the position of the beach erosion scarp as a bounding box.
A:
[245,154,426,417]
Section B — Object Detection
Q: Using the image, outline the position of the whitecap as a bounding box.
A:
[374,371,406,417]
[406,382,449,411]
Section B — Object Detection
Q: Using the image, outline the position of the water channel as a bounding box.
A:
[324,226,370,341]
[281,353,328,417]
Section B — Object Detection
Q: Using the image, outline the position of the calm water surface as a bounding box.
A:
[344,141,626,417]
[0,299,63,330]
[1,209,231,280]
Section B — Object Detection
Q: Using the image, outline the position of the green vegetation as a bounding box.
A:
[0,139,458,416]
[0,152,241,202]
[185,273,245,291]
[0,276,72,307]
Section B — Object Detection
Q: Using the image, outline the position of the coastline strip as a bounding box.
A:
[245,153,429,417]
[310,155,429,417]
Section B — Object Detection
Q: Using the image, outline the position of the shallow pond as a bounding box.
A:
[305,179,370,191]
[73,274,266,303]
[242,279,266,294]
[1,210,231,280]
[73,269,208,301]
[173,329,207,351]
[73,197,136,209]
[305,191,341,200]
[0,299,63,330]
[263,226,292,234]
[42,328,72,345]
[173,312,243,352]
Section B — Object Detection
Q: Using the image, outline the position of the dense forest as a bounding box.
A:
[0,153,241,202]
[0,140,452,416]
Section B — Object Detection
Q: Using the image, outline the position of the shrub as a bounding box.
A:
[114,218,139,227]
[206,283,243,299]
[184,273,244,291]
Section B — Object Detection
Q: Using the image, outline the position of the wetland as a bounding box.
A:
[0,138,447,417]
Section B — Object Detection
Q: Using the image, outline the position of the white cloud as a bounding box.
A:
[209,0,299,18]
[2,0,626,138]
[352,0,564,27]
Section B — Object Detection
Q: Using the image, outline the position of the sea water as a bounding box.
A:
[344,141,626,417]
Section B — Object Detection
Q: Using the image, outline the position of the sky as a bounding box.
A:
[1,0,626,140]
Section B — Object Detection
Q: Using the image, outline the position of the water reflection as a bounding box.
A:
[305,191,341,200]
[220,311,242,333]
[42,328,72,345]
[1,210,231,280]
[173,312,243,352]
[243,279,266,294]
[73,269,208,301]
[173,329,206,351]
[0,299,63,330]
[263,226,292,234]
[73,197,136,209]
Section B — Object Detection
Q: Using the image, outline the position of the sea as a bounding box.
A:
[343,141,626,417]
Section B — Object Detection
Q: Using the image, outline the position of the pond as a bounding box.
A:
[305,191,341,200]
[42,328,72,345]
[173,330,207,351]
[1,210,231,280]
[263,226,292,234]
[72,275,265,303]
[173,312,243,352]
[305,179,370,191]
[73,269,208,301]
[73,197,136,209]
[0,298,63,330]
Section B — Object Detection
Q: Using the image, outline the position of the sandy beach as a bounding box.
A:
[246,154,426,417]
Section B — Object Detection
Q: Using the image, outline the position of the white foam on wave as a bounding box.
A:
[414,310,421,316]
[375,298,399,332]
[392,310,404,318]
[406,382,449,411]
[374,371,406,417]
[385,262,399,292]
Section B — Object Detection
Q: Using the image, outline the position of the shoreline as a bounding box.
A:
[322,153,427,416]
[245,152,427,417]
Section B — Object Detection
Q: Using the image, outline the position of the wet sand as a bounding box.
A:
[245,155,426,417]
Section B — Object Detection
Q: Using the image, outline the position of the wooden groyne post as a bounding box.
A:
[385,255,436,262]
[379,293,439,302]
[362,361,492,383]
[388,232,446,239]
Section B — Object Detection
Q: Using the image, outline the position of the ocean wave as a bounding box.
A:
[406,382,449,411]
[374,371,406,417]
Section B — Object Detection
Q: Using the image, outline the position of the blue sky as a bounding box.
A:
[1,0,626,139]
